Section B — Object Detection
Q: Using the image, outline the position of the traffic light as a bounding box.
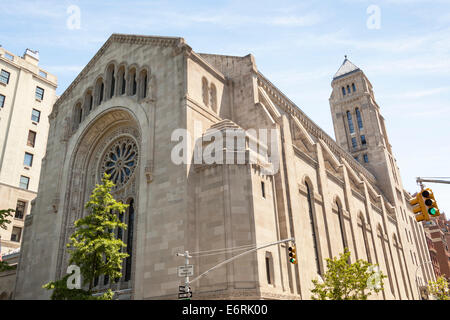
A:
[409,188,440,222]
[288,246,297,264]
[410,192,427,222]
[421,188,440,219]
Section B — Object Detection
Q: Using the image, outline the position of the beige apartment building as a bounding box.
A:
[14,34,432,300]
[0,47,57,256]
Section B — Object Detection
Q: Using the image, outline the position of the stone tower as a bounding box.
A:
[329,57,403,204]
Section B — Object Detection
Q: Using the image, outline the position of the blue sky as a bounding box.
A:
[1,0,449,214]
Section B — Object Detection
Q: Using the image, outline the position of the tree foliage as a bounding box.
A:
[0,208,14,230]
[0,209,15,272]
[43,173,128,299]
[311,249,386,300]
[428,276,450,300]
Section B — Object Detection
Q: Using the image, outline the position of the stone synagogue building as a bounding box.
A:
[14,34,433,300]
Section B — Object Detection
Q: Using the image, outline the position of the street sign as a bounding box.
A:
[178,291,193,299]
[179,286,191,292]
[178,265,194,277]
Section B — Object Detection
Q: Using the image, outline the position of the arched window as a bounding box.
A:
[84,90,93,114]
[210,83,217,112]
[377,225,395,295]
[106,65,115,99]
[128,68,137,96]
[342,87,346,96]
[94,78,104,107]
[306,182,321,275]
[347,85,351,94]
[347,111,355,134]
[202,77,209,106]
[358,214,371,262]
[117,66,126,95]
[336,201,347,251]
[355,108,363,129]
[125,198,135,282]
[74,102,82,127]
[352,83,356,92]
[138,69,148,99]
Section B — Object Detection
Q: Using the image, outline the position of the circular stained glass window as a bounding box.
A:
[100,137,138,189]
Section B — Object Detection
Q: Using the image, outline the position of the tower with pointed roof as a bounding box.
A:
[329,56,403,204]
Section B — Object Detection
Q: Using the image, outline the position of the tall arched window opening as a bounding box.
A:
[210,83,217,112]
[356,108,363,129]
[347,111,355,134]
[202,77,209,106]
[306,182,321,275]
[125,199,135,282]
[336,201,347,251]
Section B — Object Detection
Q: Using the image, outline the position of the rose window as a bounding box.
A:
[101,138,138,189]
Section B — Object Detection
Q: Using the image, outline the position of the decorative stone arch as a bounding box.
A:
[72,99,84,131]
[358,211,372,262]
[137,66,150,100]
[56,106,144,294]
[202,77,209,106]
[105,62,118,100]
[333,195,348,252]
[82,87,94,117]
[94,76,105,107]
[127,65,138,96]
[117,63,128,96]
[302,175,323,275]
[210,83,217,112]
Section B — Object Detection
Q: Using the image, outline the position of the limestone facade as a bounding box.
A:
[14,34,432,300]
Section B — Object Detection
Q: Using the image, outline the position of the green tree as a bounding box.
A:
[0,209,15,272]
[43,173,129,300]
[311,249,386,300]
[428,276,449,300]
[0,208,14,230]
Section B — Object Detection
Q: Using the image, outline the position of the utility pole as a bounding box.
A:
[176,251,193,300]
[175,237,295,299]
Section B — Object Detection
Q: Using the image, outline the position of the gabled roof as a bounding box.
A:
[333,56,360,80]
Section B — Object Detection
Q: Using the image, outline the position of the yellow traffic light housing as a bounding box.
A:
[410,192,428,222]
[288,246,297,264]
[422,188,440,219]
[410,188,441,222]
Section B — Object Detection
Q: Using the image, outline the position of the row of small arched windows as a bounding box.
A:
[73,63,150,129]
[342,82,356,96]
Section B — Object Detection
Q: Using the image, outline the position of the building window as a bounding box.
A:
[125,199,135,282]
[261,181,266,199]
[363,154,369,163]
[0,69,10,84]
[347,111,355,134]
[0,94,5,108]
[35,87,44,100]
[354,156,359,162]
[10,227,22,242]
[15,200,26,220]
[342,87,346,96]
[306,182,321,275]
[361,135,367,145]
[27,130,37,147]
[352,83,356,92]
[347,85,350,94]
[24,152,34,167]
[265,256,272,284]
[356,108,363,129]
[31,109,41,122]
[351,137,357,149]
[336,201,348,251]
[202,77,209,105]
[19,176,30,190]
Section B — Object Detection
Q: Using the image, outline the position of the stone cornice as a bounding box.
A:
[188,52,227,83]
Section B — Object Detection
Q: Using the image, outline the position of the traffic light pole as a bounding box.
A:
[187,237,295,286]
[176,251,192,296]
